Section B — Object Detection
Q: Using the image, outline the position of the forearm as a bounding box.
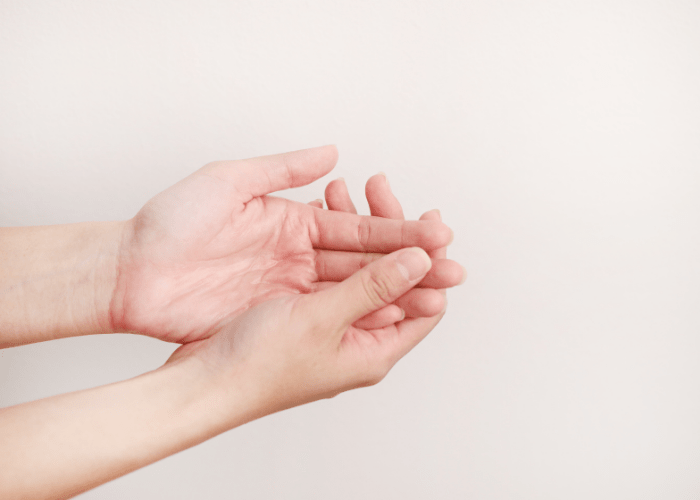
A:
[0,221,124,347]
[0,356,250,500]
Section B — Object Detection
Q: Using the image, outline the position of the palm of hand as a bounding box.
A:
[111,172,318,344]
[165,175,452,414]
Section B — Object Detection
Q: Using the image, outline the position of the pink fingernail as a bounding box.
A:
[397,248,432,281]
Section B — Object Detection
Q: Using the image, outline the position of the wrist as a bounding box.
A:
[62,220,127,337]
[0,347,260,499]
[161,352,264,436]
[89,220,128,335]
[0,220,127,347]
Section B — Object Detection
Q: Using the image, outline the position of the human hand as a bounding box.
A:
[167,244,453,418]
[311,173,463,330]
[164,170,463,420]
[108,146,455,344]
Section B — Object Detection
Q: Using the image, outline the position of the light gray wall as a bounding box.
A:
[1,1,699,498]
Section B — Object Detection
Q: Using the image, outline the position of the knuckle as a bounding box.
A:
[282,156,296,187]
[316,252,328,279]
[361,270,396,309]
[356,217,372,250]
[359,252,377,269]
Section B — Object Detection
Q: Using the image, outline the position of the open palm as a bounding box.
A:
[108,146,453,344]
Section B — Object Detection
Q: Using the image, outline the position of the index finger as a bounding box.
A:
[310,208,453,253]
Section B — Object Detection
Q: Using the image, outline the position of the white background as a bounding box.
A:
[1,1,699,498]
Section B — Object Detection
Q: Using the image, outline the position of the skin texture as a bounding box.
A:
[325,173,452,363]
[109,146,462,344]
[0,147,466,499]
[0,221,122,348]
[165,170,458,417]
[0,146,462,349]
[321,173,460,323]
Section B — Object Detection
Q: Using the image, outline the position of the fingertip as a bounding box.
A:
[352,304,404,330]
[419,220,453,251]
[429,292,446,317]
[308,199,324,209]
[325,177,357,214]
[419,209,441,222]
[437,222,454,248]
[366,172,404,219]
[396,247,432,282]
[459,266,467,285]
[398,288,445,318]
[365,173,384,195]
[326,177,346,193]
[319,144,339,165]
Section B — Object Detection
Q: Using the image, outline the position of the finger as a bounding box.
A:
[365,173,404,219]
[322,174,400,330]
[352,305,404,330]
[313,281,445,320]
[395,288,445,318]
[204,145,339,201]
[420,209,447,261]
[309,280,336,292]
[308,199,324,209]
[311,281,404,330]
[304,247,432,330]
[388,311,446,362]
[419,209,467,288]
[311,209,453,253]
[380,209,452,364]
[325,178,358,214]
[319,178,450,328]
[315,249,464,288]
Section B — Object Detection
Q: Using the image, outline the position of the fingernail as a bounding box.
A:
[378,171,390,190]
[396,248,432,281]
[336,177,345,183]
[314,199,324,207]
[459,266,467,285]
[399,308,406,321]
[425,208,441,220]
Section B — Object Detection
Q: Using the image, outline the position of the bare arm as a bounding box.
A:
[0,243,445,500]
[0,148,463,498]
[0,221,124,348]
[0,147,459,349]
[0,356,246,499]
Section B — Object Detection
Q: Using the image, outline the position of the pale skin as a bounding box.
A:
[0,146,465,499]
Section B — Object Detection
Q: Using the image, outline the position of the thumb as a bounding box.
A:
[314,247,432,329]
[206,145,338,201]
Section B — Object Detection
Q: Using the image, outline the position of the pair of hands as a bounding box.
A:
[110,146,464,417]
